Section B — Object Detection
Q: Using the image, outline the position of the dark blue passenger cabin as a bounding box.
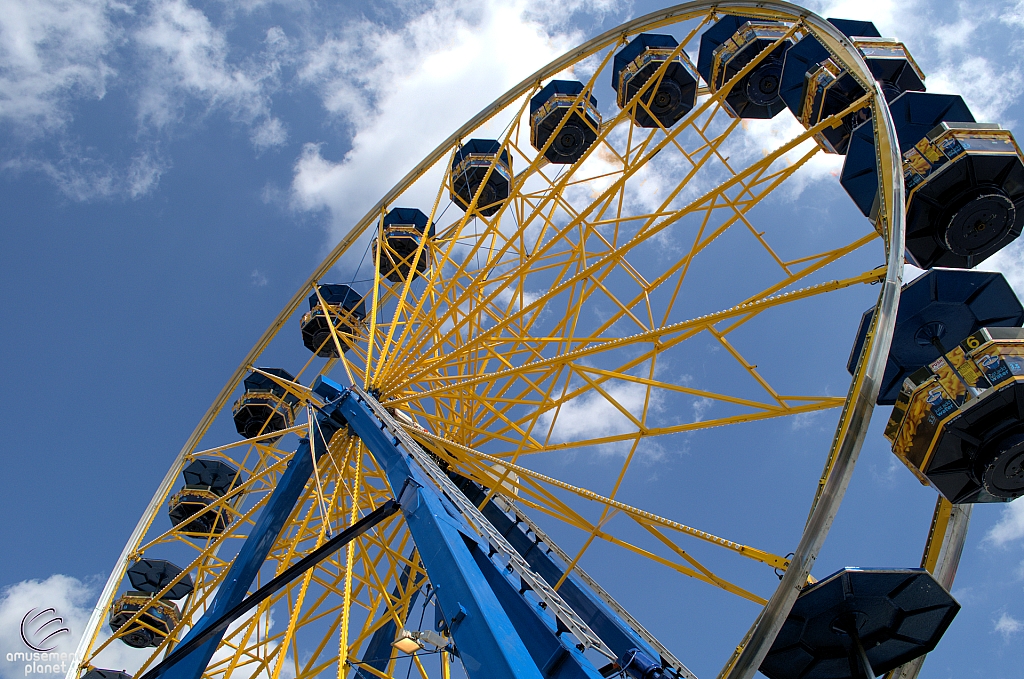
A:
[231,368,300,441]
[168,458,241,536]
[612,33,698,129]
[83,671,132,679]
[841,91,1024,269]
[301,283,366,357]
[109,594,180,648]
[451,139,512,217]
[762,568,959,679]
[697,16,793,119]
[126,559,195,600]
[109,559,193,648]
[779,18,925,154]
[850,269,1024,504]
[529,80,602,163]
[374,207,435,283]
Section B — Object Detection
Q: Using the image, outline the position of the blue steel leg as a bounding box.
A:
[463,534,601,679]
[162,414,345,679]
[454,478,665,668]
[332,389,542,679]
[163,375,614,679]
[320,379,605,679]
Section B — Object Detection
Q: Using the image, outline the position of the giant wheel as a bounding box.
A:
[69,3,990,679]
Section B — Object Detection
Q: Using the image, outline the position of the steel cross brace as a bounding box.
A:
[154,376,660,679]
[159,400,349,679]
[139,501,400,679]
[315,378,610,679]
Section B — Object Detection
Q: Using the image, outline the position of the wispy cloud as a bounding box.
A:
[1,0,291,199]
[1006,0,1024,28]
[994,611,1024,639]
[135,0,287,150]
[982,239,1024,299]
[868,455,902,487]
[538,379,653,453]
[691,397,713,423]
[290,0,597,240]
[0,0,122,133]
[2,141,168,201]
[810,0,1024,123]
[791,411,823,432]
[984,499,1024,548]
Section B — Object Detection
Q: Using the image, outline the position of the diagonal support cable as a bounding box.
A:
[137,500,400,679]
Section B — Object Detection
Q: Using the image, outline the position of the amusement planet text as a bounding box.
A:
[5,652,80,676]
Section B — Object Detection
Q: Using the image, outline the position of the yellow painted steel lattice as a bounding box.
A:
[69,4,930,679]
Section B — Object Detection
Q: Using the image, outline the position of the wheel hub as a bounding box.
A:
[746,62,782,106]
[944,191,1015,257]
[981,431,1024,500]
[553,122,586,160]
[650,79,682,115]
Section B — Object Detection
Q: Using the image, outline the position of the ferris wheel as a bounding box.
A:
[68,3,1024,679]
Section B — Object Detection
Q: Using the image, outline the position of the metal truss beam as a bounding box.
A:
[157,409,349,679]
[139,501,400,679]
[453,477,692,679]
[315,377,608,679]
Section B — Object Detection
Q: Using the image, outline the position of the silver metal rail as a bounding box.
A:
[720,12,906,679]
[889,504,973,679]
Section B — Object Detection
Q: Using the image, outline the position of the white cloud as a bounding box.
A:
[1,0,290,198]
[290,0,588,240]
[994,611,1024,638]
[0,575,149,679]
[982,239,1024,299]
[135,0,286,149]
[537,377,660,456]
[985,499,1024,547]
[808,0,901,33]
[730,115,844,199]
[0,0,122,133]
[252,117,287,151]
[869,455,901,487]
[1006,1,1024,28]
[692,397,712,423]
[0,576,89,667]
[928,56,1024,124]
[0,575,297,679]
[812,0,1024,123]
[126,151,168,198]
[791,411,824,432]
[2,142,167,201]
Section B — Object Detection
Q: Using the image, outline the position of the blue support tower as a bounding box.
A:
[453,477,672,671]
[161,407,348,679]
[319,378,607,679]
[162,376,673,679]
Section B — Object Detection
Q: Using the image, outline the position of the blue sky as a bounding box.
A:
[3,0,1024,678]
